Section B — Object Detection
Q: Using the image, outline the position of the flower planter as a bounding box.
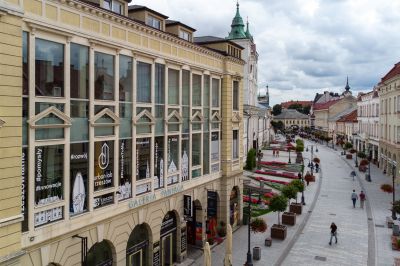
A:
[289,203,302,215]
[271,224,287,240]
[346,154,353,159]
[282,212,296,226]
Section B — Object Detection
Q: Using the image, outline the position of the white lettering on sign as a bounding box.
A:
[128,185,184,209]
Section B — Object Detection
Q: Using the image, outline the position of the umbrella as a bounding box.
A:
[224,224,233,266]
[204,241,212,266]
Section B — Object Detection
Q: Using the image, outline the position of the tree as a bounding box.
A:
[302,105,311,115]
[272,104,282,116]
[290,179,304,203]
[343,142,353,150]
[244,148,257,170]
[269,195,288,225]
[271,120,284,131]
[281,185,298,204]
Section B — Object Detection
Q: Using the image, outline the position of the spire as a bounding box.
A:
[345,76,350,91]
[245,17,253,40]
[226,0,246,40]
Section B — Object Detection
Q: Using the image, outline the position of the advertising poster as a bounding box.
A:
[21,147,28,232]
[119,139,132,200]
[136,138,151,180]
[94,141,114,191]
[93,193,114,209]
[154,137,164,189]
[34,206,63,227]
[70,142,89,215]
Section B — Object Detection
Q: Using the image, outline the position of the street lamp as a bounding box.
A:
[288,149,291,164]
[354,142,358,167]
[243,180,253,266]
[366,145,372,182]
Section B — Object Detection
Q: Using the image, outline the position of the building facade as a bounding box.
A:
[378,63,400,177]
[273,109,310,129]
[356,89,379,161]
[0,0,246,265]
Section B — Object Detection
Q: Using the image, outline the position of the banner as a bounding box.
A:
[207,191,218,217]
[21,147,28,232]
[119,139,132,200]
[70,143,88,215]
[94,141,114,191]
[183,195,192,221]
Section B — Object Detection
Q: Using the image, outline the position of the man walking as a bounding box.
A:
[359,191,366,209]
[329,222,338,245]
[351,190,358,208]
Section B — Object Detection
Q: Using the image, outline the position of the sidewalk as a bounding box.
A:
[182,143,322,266]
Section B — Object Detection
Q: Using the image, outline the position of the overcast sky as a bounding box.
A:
[132,0,400,105]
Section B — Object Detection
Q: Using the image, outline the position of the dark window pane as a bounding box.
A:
[95,52,114,100]
[192,134,201,166]
[192,74,201,106]
[70,43,89,99]
[212,78,220,107]
[203,133,209,175]
[118,139,132,200]
[182,70,190,105]
[181,134,190,181]
[119,55,133,101]
[137,62,151,103]
[168,69,179,105]
[23,32,29,96]
[155,63,165,104]
[233,81,239,110]
[203,75,210,107]
[136,138,151,180]
[35,39,64,97]
[71,101,89,141]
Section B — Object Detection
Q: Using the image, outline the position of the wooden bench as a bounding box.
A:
[388,216,394,228]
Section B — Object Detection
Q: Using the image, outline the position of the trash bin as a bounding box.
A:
[253,247,261,260]
[365,174,371,182]
[265,237,272,247]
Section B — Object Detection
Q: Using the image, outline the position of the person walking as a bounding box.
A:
[351,190,358,208]
[359,191,366,209]
[350,170,356,181]
[257,150,263,169]
[329,222,338,245]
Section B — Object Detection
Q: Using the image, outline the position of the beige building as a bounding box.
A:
[273,109,309,129]
[0,0,246,265]
[378,63,400,176]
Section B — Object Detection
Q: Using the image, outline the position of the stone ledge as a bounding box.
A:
[0,214,23,228]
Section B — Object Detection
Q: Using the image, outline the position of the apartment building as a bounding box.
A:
[0,0,245,265]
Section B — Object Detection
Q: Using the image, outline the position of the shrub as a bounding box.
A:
[357,151,367,159]
[349,149,356,154]
[360,159,369,166]
[313,157,320,163]
[291,179,305,193]
[393,200,400,214]
[250,218,267,233]
[381,184,393,193]
[344,142,353,150]
[281,184,298,203]
[245,148,257,170]
[269,195,288,225]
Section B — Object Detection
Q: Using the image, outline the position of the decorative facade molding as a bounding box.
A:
[231,112,242,123]
[90,108,120,127]
[210,112,221,123]
[0,118,5,128]
[27,106,72,129]
[190,111,204,123]
[133,109,155,125]
[166,110,182,124]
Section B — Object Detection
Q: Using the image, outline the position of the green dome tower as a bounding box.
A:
[227,1,246,40]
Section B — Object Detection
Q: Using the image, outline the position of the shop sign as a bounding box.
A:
[160,184,183,197]
[128,184,183,209]
[94,141,114,191]
[183,195,192,221]
[34,206,63,227]
[118,139,132,200]
[93,193,114,209]
[21,147,29,232]
[153,241,160,266]
[207,191,218,217]
[70,143,88,215]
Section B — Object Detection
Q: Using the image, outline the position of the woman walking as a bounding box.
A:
[329,222,338,245]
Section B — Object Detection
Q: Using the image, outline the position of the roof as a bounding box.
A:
[128,5,169,19]
[328,107,356,122]
[313,99,340,111]
[337,109,357,123]
[273,109,309,120]
[380,62,400,83]
[166,20,196,32]
[227,2,246,40]
[194,36,244,50]
[281,100,312,109]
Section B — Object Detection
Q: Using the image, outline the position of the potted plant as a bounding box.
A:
[313,157,320,164]
[289,179,304,214]
[349,149,356,154]
[381,184,394,193]
[216,221,227,237]
[269,195,288,240]
[281,185,298,225]
[250,218,267,233]
[357,151,367,159]
[304,172,315,183]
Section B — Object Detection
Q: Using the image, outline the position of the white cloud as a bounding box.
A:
[131,0,400,105]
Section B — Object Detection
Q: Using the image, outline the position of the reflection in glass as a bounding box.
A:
[137,62,151,103]
[203,75,210,107]
[192,134,201,166]
[192,74,201,106]
[70,43,89,99]
[155,63,165,104]
[182,70,190,105]
[136,138,151,180]
[95,52,114,100]
[212,78,220,107]
[119,55,133,101]
[120,103,132,138]
[35,39,64,97]
[71,101,89,141]
[168,69,179,105]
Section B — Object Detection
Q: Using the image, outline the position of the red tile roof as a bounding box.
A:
[381,62,400,83]
[281,100,312,109]
[313,99,340,111]
[337,109,357,123]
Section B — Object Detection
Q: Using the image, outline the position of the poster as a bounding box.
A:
[154,137,164,189]
[93,193,114,209]
[183,195,192,221]
[119,139,132,200]
[70,142,88,215]
[136,138,151,180]
[181,135,189,181]
[211,132,219,162]
[21,147,28,232]
[94,141,114,191]
[35,145,64,206]
[34,206,63,227]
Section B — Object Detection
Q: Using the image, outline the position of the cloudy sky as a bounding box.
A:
[132,0,400,105]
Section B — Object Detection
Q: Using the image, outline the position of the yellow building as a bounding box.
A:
[273,109,309,129]
[0,0,245,265]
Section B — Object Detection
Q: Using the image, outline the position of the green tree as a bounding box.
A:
[271,120,284,131]
[290,179,304,203]
[302,105,311,115]
[245,148,257,170]
[272,104,282,116]
[269,195,288,225]
[281,184,298,204]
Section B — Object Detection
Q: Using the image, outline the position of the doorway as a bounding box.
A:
[161,234,173,266]
[128,250,143,266]
[160,211,177,266]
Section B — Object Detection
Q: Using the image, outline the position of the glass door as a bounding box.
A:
[128,250,142,266]
[161,234,173,266]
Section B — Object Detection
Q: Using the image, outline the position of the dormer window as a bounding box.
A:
[179,30,191,41]
[147,15,162,30]
[104,0,124,15]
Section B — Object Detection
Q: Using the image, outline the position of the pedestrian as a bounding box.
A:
[329,222,338,245]
[273,149,276,157]
[277,150,279,157]
[359,191,366,208]
[315,163,319,173]
[351,189,358,208]
[350,170,356,181]
[257,150,263,169]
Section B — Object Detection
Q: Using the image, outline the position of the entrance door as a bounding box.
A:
[128,250,142,266]
[161,234,173,266]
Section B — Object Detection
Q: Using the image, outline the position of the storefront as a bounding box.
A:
[230,186,240,227]
[86,240,114,266]
[126,224,151,266]
[206,191,218,242]
[186,199,203,247]
[160,211,178,266]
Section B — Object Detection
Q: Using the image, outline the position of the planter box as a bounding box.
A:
[359,165,367,172]
[282,212,296,226]
[290,203,302,215]
[392,236,400,251]
[346,154,353,159]
[271,224,287,240]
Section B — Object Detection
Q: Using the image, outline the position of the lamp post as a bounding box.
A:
[288,149,291,164]
[300,158,310,206]
[332,131,335,149]
[244,180,253,266]
[305,145,318,176]
[354,142,358,167]
[366,145,372,182]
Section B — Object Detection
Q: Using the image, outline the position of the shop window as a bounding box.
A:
[137,62,152,103]
[168,69,179,105]
[154,136,164,189]
[233,81,239,110]
[181,134,190,181]
[136,138,151,181]
[167,136,179,185]
[192,134,201,167]
[119,102,132,138]
[211,111,221,130]
[118,139,132,200]
[182,106,190,133]
[233,130,239,159]
[155,105,164,135]
[94,141,114,192]
[203,133,210,175]
[70,43,89,99]
[191,110,203,131]
[192,74,202,106]
[95,52,115,100]
[35,39,64,97]
[211,132,220,162]
[70,142,89,216]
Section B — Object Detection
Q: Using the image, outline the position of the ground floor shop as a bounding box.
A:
[379,142,399,176]
[20,177,242,266]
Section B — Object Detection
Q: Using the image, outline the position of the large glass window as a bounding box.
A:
[192,134,201,166]
[94,106,115,137]
[203,75,210,107]
[192,74,202,106]
[168,69,179,105]
[182,70,190,105]
[71,101,89,141]
[155,64,165,135]
[95,52,114,100]
[35,103,65,140]
[70,142,89,216]
[167,136,179,185]
[203,133,209,175]
[35,39,64,97]
[35,145,64,206]
[119,55,132,101]
[212,78,219,107]
[233,130,239,159]
[136,138,151,180]
[137,62,151,103]
[118,139,132,200]
[94,141,114,191]
[233,81,239,110]
[70,43,89,99]
[23,31,29,96]
[154,136,164,189]
[181,134,190,181]
[211,132,219,162]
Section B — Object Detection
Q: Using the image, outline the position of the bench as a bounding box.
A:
[388,216,394,228]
